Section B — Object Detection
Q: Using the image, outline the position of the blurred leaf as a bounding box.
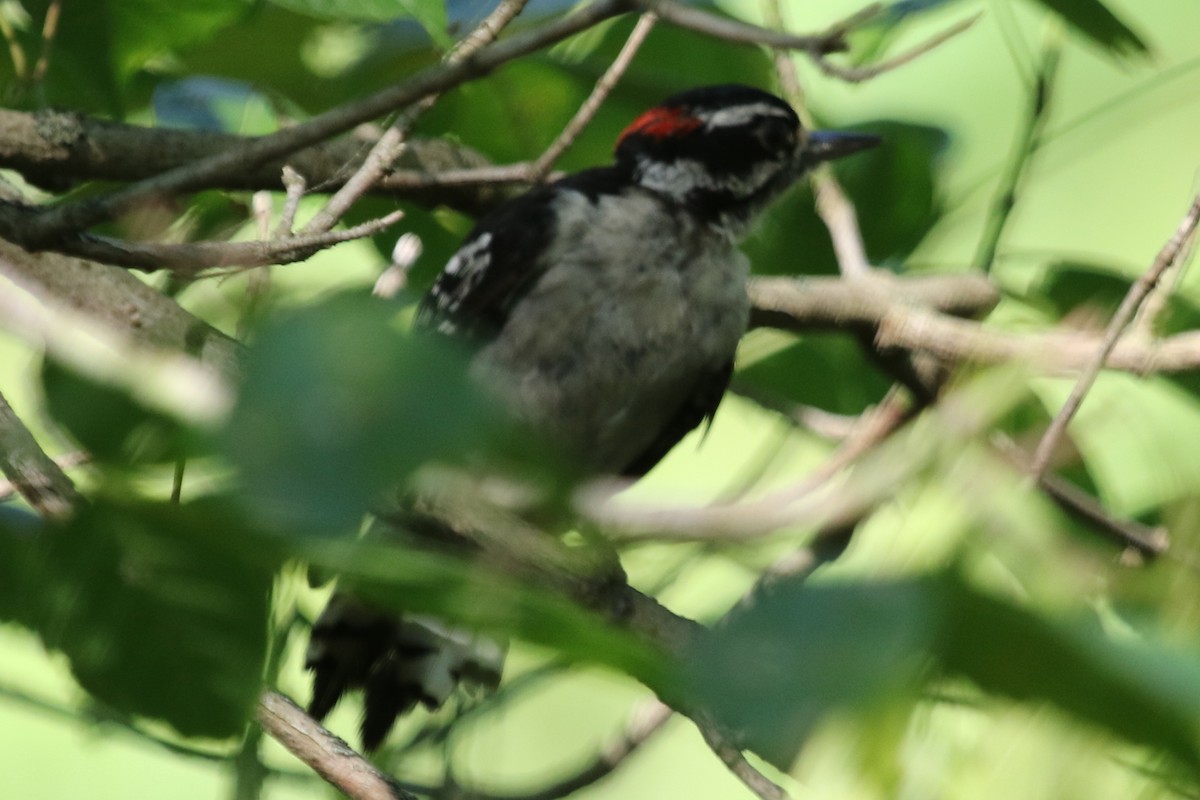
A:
[744,121,948,276]
[10,0,243,115]
[689,572,1200,770]
[939,575,1200,771]
[689,578,936,768]
[40,358,190,466]
[222,292,504,531]
[0,499,274,739]
[1023,0,1150,59]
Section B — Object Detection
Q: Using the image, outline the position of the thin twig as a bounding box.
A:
[1133,211,1198,337]
[761,0,871,279]
[580,373,1008,542]
[972,32,1062,271]
[873,300,1200,375]
[697,724,790,800]
[274,166,306,237]
[813,13,982,83]
[530,12,659,181]
[470,702,674,800]
[301,0,530,236]
[1029,192,1200,481]
[813,171,873,277]
[31,0,60,83]
[645,0,850,55]
[764,387,911,506]
[993,436,1168,559]
[51,209,404,274]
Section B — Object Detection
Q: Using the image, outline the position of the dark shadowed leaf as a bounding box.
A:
[1024,0,1150,59]
[0,499,274,738]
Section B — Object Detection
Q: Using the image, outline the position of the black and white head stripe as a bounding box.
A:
[696,101,797,130]
[614,85,803,223]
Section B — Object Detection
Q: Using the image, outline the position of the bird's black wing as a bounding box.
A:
[620,360,734,478]
[419,167,625,339]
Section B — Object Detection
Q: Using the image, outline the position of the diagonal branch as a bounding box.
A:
[0,390,82,520]
[18,0,639,247]
[529,11,660,181]
[0,110,507,214]
[257,691,417,800]
[300,0,533,236]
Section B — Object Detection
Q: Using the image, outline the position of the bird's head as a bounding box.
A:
[614,84,879,233]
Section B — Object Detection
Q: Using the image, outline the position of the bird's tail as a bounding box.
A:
[305,593,505,750]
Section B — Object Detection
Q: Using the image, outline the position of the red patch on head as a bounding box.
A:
[618,106,703,146]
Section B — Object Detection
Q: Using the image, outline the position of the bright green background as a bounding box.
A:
[3,0,1200,797]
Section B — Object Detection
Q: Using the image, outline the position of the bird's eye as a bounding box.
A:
[756,118,796,154]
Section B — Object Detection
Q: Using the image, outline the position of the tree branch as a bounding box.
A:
[0,110,508,214]
[0,237,241,378]
[257,691,418,800]
[44,209,405,274]
[299,0,533,236]
[0,389,82,520]
[17,0,640,247]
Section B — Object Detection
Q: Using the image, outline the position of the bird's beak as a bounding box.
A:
[804,130,881,163]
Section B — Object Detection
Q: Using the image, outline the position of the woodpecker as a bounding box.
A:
[306,84,878,749]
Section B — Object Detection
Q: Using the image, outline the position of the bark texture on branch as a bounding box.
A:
[0,109,508,214]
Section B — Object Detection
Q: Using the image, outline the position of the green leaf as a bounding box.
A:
[688,578,937,768]
[688,573,1200,770]
[222,292,505,531]
[1023,0,1150,59]
[939,576,1200,771]
[0,499,275,739]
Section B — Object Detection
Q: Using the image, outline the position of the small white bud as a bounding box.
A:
[392,232,423,269]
